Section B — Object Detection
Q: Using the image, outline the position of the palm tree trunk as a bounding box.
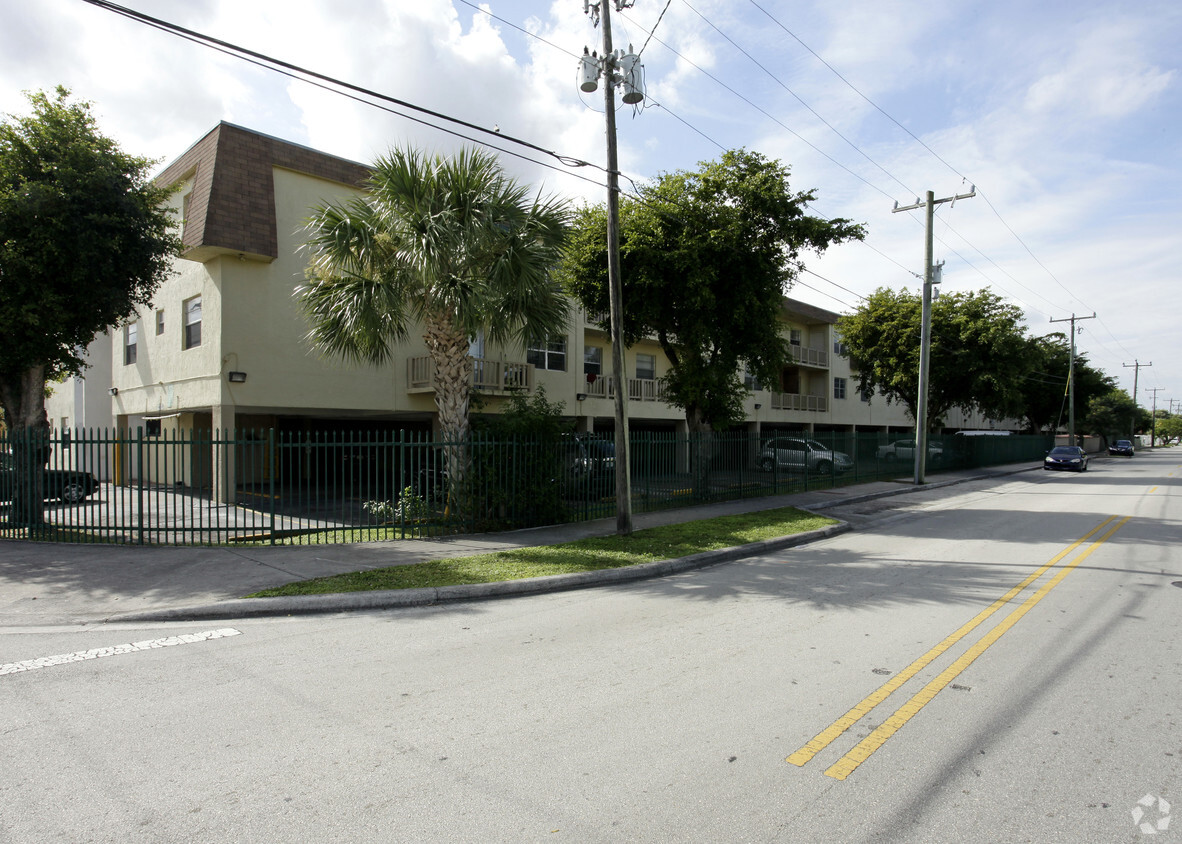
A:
[423,311,473,513]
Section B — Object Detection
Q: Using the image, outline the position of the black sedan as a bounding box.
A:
[1044,446,1089,472]
[0,453,99,503]
[1108,439,1135,456]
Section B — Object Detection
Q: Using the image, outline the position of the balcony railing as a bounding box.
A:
[770,392,828,412]
[788,345,829,368]
[583,375,667,403]
[408,356,534,393]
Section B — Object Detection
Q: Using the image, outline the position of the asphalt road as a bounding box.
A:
[2,450,1179,842]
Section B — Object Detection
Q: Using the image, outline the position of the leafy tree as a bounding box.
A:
[470,387,573,528]
[1083,389,1141,444]
[557,149,863,435]
[299,146,572,499]
[837,287,1030,430]
[0,88,180,525]
[1155,414,1182,444]
[1019,333,1113,433]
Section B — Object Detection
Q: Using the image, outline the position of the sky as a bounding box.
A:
[2,0,1179,412]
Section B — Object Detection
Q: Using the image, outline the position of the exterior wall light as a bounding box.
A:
[108,387,118,396]
[227,371,247,383]
[753,403,762,410]
[576,392,588,402]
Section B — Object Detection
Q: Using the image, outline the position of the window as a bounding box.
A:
[635,353,656,381]
[124,322,138,365]
[834,377,847,400]
[833,336,848,357]
[527,335,566,371]
[181,191,192,240]
[156,309,165,336]
[145,418,162,437]
[584,345,602,376]
[183,296,202,349]
[789,329,802,347]
[469,330,485,359]
[743,367,761,391]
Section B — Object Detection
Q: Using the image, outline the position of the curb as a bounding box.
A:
[104,463,1042,624]
[109,522,852,623]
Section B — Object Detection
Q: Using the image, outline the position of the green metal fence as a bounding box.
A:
[0,428,1054,545]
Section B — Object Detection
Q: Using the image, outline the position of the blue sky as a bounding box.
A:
[2,0,1179,411]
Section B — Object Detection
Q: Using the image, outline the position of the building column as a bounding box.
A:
[212,404,236,504]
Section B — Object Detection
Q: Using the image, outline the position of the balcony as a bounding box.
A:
[583,375,668,403]
[770,392,828,413]
[407,356,534,394]
[788,344,829,369]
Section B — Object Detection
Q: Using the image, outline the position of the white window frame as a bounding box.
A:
[124,322,138,365]
[527,335,567,371]
[183,295,202,350]
[584,345,602,375]
[635,353,656,381]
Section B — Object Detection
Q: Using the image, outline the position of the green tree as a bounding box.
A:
[837,287,1030,430]
[298,146,572,498]
[1084,389,1140,445]
[471,387,573,528]
[0,88,180,525]
[1155,414,1182,444]
[557,149,863,435]
[1019,333,1113,433]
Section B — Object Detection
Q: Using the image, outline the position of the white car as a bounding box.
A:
[759,437,854,474]
[876,439,943,462]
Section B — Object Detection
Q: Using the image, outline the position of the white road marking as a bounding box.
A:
[1,629,242,676]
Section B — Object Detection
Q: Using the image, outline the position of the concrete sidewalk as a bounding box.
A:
[0,463,1040,626]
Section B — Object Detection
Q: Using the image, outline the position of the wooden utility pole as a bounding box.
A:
[1050,313,1096,444]
[1123,360,1152,440]
[892,186,975,484]
[582,0,642,533]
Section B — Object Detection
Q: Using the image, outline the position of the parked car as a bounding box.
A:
[1107,439,1135,457]
[562,436,616,491]
[759,437,854,474]
[0,453,99,503]
[876,439,944,462]
[1043,446,1089,472]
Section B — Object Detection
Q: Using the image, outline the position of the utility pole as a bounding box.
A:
[892,186,975,484]
[1147,387,1163,446]
[1050,312,1096,445]
[1122,360,1152,440]
[579,1,644,534]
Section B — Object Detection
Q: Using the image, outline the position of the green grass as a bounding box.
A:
[245,506,836,597]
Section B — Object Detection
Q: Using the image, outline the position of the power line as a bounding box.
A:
[745,0,1106,328]
[679,0,916,199]
[76,0,610,189]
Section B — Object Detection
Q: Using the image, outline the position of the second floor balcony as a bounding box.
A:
[769,392,828,413]
[788,344,829,369]
[583,374,668,403]
[408,356,534,394]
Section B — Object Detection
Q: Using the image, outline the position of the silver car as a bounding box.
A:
[759,437,854,474]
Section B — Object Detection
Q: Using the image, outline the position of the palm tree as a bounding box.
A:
[298,145,571,496]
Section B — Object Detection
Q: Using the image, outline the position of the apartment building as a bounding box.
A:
[47,123,999,481]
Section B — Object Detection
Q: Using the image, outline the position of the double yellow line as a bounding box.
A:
[787,515,1131,780]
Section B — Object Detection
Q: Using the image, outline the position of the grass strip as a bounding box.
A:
[245,507,835,597]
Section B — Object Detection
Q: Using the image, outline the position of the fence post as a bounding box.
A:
[136,427,145,546]
[269,429,277,546]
